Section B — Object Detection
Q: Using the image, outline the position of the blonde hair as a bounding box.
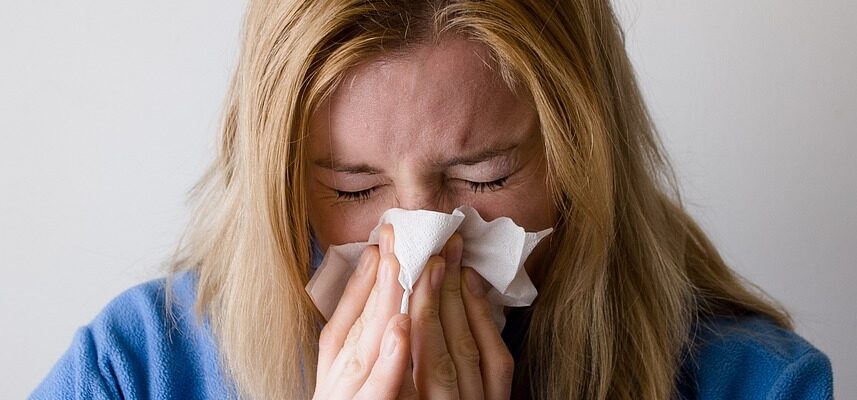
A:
[166,0,791,398]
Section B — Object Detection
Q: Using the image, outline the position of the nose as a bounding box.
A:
[390,181,454,213]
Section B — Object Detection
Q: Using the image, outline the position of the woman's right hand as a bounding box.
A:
[313,225,413,399]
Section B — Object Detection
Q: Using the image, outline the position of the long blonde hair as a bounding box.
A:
[166,0,791,398]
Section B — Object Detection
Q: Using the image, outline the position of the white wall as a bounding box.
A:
[1,1,853,398]
[0,1,246,398]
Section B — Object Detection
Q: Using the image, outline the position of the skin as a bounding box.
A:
[307,39,559,399]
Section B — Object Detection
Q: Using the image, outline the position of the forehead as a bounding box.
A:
[308,39,537,167]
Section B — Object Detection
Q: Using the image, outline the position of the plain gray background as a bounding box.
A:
[1,1,854,398]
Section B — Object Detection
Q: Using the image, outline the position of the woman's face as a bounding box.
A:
[306,39,558,276]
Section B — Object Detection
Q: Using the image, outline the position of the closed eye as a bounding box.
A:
[335,187,376,201]
[334,176,509,202]
[466,176,508,193]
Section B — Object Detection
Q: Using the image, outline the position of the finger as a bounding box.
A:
[461,267,514,400]
[410,254,459,399]
[317,246,380,385]
[397,364,418,400]
[438,234,484,400]
[355,225,404,365]
[353,314,412,400]
[320,226,404,398]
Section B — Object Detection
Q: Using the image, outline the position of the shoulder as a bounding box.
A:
[85,271,217,366]
[30,271,235,399]
[677,314,833,400]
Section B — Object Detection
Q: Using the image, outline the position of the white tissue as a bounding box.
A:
[305,205,552,330]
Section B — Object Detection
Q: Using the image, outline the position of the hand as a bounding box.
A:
[313,225,411,400]
[408,233,515,399]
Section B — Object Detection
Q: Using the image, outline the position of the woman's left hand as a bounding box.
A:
[405,233,515,399]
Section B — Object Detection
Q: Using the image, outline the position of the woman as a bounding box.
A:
[32,0,833,399]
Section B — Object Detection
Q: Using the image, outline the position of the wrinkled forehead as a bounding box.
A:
[307,39,538,167]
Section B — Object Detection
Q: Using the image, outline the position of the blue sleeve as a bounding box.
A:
[28,273,235,400]
[681,316,835,400]
[29,327,119,400]
[768,350,833,400]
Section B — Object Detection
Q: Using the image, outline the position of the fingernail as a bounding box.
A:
[445,234,463,266]
[381,226,394,254]
[465,269,486,297]
[430,260,445,293]
[382,326,399,358]
[383,315,409,358]
[396,314,411,331]
[378,255,389,284]
[355,249,373,277]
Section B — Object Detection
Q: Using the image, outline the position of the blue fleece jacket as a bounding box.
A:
[30,270,834,399]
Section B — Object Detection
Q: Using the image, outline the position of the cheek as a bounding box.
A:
[466,171,556,233]
[468,190,555,232]
[307,194,388,249]
[466,170,557,278]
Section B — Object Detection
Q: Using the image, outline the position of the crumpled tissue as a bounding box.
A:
[305,205,553,329]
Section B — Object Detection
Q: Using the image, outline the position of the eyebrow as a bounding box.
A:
[312,143,519,174]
